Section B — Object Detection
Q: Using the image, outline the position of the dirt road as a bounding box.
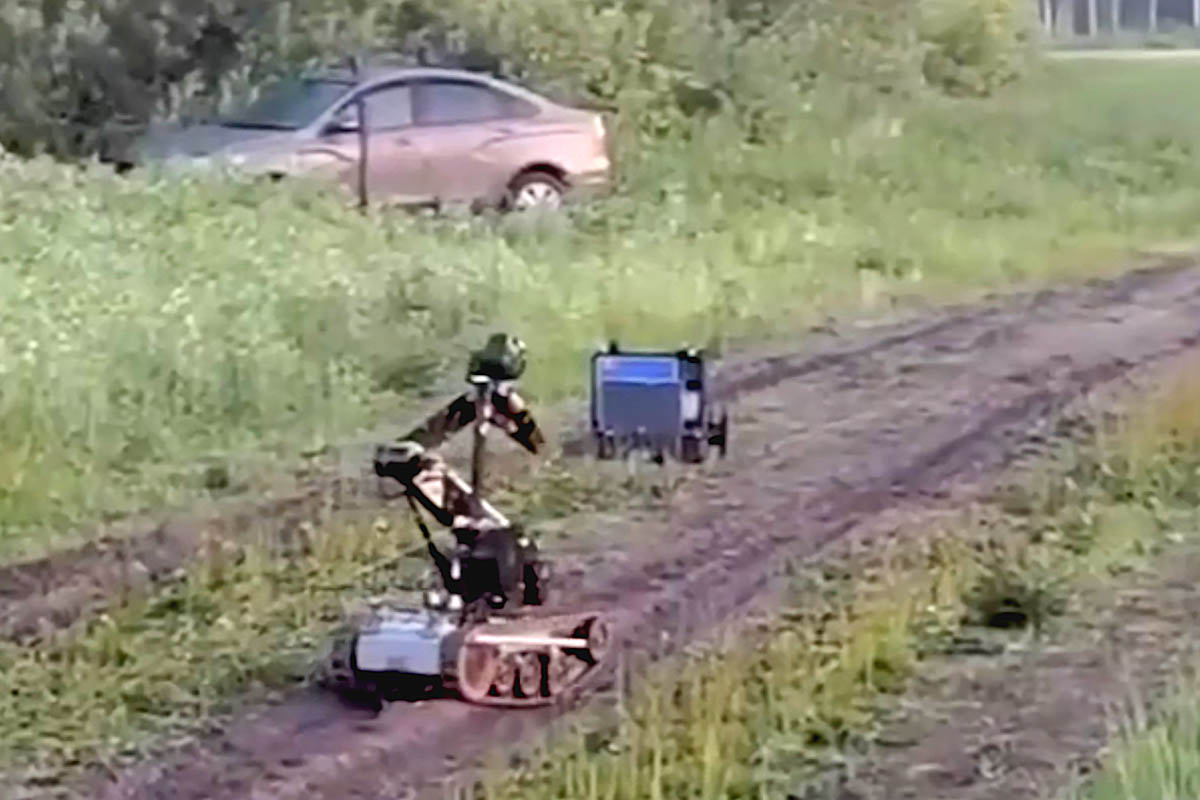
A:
[23,256,1200,799]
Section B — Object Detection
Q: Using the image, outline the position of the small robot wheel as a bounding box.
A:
[708,411,729,458]
[596,432,617,460]
[679,434,705,464]
[522,560,548,606]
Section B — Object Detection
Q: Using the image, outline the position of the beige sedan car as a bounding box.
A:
[128,65,612,211]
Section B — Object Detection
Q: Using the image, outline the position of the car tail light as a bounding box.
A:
[591,113,609,160]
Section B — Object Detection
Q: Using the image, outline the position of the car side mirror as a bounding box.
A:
[324,107,360,135]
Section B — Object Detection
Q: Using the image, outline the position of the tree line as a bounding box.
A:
[0,0,1031,161]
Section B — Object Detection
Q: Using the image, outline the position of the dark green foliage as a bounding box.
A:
[0,0,1029,159]
[919,0,1033,97]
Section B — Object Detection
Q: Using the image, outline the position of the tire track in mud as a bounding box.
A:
[79,257,1200,800]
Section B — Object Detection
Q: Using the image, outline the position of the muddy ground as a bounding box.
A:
[11,255,1200,799]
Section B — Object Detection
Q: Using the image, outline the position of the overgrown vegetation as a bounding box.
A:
[2,516,425,782]
[6,210,1200,800]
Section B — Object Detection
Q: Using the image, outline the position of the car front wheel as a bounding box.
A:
[506,171,566,212]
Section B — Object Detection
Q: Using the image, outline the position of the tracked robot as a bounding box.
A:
[319,334,609,707]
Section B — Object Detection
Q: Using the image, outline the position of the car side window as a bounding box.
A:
[338,83,413,131]
[412,80,529,126]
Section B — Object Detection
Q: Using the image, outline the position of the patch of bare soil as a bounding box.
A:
[56,257,1200,800]
[822,541,1200,800]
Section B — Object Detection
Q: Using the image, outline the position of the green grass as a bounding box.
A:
[1061,362,1200,800]
[6,56,1200,559]
[1071,671,1200,800]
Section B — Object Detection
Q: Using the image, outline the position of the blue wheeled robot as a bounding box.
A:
[590,341,728,464]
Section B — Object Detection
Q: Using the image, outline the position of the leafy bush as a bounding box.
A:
[919,0,1035,97]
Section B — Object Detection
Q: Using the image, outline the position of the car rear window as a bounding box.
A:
[413,81,536,126]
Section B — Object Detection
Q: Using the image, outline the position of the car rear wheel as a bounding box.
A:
[507,171,566,212]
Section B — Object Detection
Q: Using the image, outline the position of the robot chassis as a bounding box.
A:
[590,341,728,464]
[318,335,610,707]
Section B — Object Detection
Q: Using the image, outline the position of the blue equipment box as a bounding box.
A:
[589,343,727,463]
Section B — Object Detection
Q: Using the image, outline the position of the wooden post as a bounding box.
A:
[1110,0,1121,33]
[350,55,369,211]
[1149,0,1158,32]
[1087,0,1098,36]
[1194,0,1199,28]
[470,380,488,506]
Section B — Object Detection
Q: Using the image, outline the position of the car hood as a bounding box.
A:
[131,123,297,164]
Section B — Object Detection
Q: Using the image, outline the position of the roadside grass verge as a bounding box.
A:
[453,365,1200,799]
[1068,667,1200,800]
[6,57,1200,559]
[1058,366,1200,800]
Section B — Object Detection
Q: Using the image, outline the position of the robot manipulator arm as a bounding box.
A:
[373,441,458,528]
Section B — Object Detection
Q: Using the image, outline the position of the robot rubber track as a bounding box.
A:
[321,606,611,708]
[455,611,611,707]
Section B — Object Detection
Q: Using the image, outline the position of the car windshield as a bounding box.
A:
[221,78,352,130]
